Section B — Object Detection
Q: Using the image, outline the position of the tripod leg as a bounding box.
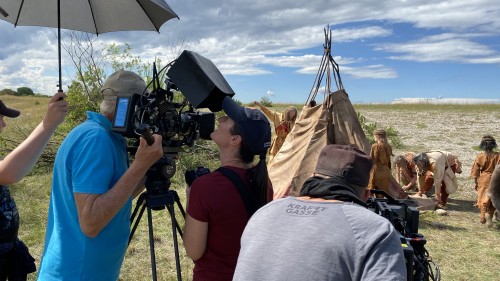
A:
[129,199,147,245]
[172,191,185,238]
[147,200,159,281]
[166,203,182,281]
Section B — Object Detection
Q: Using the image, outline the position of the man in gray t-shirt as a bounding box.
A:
[233,145,406,281]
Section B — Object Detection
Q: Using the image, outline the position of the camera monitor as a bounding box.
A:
[112,94,141,137]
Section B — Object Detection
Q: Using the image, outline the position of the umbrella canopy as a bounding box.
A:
[0,0,179,91]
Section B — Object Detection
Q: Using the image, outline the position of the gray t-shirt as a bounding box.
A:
[233,197,406,281]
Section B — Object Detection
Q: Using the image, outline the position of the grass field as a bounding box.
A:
[3,96,500,280]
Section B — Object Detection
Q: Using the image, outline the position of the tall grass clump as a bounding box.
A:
[357,112,403,148]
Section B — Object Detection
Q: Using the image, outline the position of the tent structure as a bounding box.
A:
[269,27,406,200]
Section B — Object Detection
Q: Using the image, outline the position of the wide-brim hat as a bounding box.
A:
[222,97,271,155]
[0,100,21,118]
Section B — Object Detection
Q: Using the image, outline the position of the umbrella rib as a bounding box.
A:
[87,0,99,35]
[14,0,26,26]
[135,0,160,32]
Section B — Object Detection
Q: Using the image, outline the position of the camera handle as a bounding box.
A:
[137,123,155,145]
[128,188,186,281]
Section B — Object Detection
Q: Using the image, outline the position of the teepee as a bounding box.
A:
[268,27,371,198]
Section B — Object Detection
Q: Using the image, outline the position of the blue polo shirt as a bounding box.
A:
[38,112,130,281]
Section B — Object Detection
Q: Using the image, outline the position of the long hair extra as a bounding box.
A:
[480,135,497,152]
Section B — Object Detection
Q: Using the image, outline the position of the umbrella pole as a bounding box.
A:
[58,0,62,92]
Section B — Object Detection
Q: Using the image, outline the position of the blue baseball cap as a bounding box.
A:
[222,96,271,155]
[0,100,20,118]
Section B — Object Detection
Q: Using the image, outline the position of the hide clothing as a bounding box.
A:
[368,142,392,196]
[470,151,500,222]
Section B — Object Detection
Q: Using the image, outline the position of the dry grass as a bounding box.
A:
[6,97,500,280]
[355,104,500,281]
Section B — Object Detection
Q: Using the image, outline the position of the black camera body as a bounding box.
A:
[111,82,215,151]
[367,190,440,281]
[184,166,211,187]
[111,50,236,152]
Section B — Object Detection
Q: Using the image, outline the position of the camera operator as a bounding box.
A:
[0,94,67,281]
[38,70,163,281]
[183,97,272,281]
[233,144,406,281]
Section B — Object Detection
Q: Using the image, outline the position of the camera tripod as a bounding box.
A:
[128,177,186,281]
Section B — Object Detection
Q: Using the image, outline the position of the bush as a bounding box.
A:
[259,96,273,107]
[357,112,403,148]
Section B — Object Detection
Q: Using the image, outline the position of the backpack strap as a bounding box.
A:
[217,167,256,216]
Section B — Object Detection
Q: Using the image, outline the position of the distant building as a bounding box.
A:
[391,98,500,105]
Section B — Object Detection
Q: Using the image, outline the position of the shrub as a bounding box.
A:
[259,96,273,107]
[357,112,403,148]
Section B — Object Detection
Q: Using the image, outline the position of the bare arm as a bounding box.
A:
[0,92,68,185]
[405,175,417,189]
[75,135,163,238]
[183,214,209,261]
[253,101,282,125]
[132,176,147,198]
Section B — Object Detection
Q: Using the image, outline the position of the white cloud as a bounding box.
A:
[1,0,500,95]
[375,33,498,63]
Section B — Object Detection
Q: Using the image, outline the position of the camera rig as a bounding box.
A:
[110,50,236,191]
[367,190,441,281]
[114,50,236,281]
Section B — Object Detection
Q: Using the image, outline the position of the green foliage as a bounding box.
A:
[16,87,34,96]
[259,96,273,107]
[0,88,17,95]
[357,112,403,148]
[65,42,154,128]
[66,81,100,128]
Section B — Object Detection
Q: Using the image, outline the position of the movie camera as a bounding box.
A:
[116,50,236,281]
[367,190,440,281]
[111,50,235,191]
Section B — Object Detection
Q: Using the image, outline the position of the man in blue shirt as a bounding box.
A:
[38,70,164,280]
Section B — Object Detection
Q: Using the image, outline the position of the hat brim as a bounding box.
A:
[0,106,21,118]
[222,96,243,123]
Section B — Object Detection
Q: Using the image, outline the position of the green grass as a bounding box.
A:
[5,96,500,280]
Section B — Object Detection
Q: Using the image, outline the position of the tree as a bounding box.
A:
[61,31,186,127]
[16,87,34,96]
[0,89,16,95]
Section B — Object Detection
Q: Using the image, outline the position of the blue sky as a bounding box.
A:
[1,0,500,104]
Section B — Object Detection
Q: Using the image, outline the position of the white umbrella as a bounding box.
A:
[0,0,179,92]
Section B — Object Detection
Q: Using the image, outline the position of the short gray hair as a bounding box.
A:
[100,99,116,116]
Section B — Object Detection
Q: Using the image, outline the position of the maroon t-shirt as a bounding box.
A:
[188,166,252,281]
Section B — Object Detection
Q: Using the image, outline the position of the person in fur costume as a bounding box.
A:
[253,101,297,161]
[471,135,499,227]
[488,165,500,223]
[413,151,461,209]
[368,129,393,197]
